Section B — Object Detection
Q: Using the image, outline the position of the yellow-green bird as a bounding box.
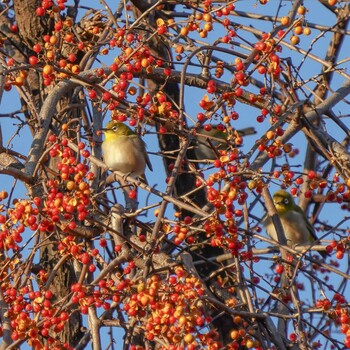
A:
[264,190,326,257]
[102,120,152,181]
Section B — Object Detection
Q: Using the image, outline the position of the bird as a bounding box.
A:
[192,125,255,161]
[264,190,326,257]
[101,120,152,182]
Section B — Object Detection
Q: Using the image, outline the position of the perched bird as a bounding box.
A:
[264,190,326,256]
[101,120,152,181]
[192,125,255,161]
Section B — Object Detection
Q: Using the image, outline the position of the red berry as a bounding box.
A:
[164,68,171,76]
[68,222,76,230]
[82,150,90,158]
[36,7,45,16]
[128,190,137,199]
[102,91,111,101]
[29,56,39,65]
[45,290,53,299]
[99,238,107,247]
[88,90,97,100]
[275,264,284,274]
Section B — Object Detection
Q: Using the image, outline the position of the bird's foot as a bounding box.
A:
[122,172,132,182]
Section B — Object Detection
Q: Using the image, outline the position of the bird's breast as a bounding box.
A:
[102,136,146,176]
[265,211,311,245]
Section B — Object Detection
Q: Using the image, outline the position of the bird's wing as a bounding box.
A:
[295,205,327,257]
[237,127,256,136]
[295,205,317,241]
[145,152,153,171]
[140,137,153,171]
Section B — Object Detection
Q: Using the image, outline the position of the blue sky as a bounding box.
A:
[1,0,350,349]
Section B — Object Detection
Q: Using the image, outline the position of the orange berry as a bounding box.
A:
[46,51,55,60]
[280,16,290,26]
[183,333,194,344]
[43,65,53,75]
[175,45,184,54]
[180,27,189,36]
[233,315,242,324]
[167,18,175,27]
[204,22,213,31]
[297,5,306,15]
[290,35,300,45]
[0,191,8,200]
[266,130,275,140]
[66,181,75,190]
[203,13,212,22]
[15,76,24,86]
[294,25,303,35]
[246,339,255,349]
[71,65,80,74]
[199,30,208,38]
[50,35,58,44]
[141,58,149,68]
[303,27,311,36]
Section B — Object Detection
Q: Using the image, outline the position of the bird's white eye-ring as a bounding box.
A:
[112,125,118,131]
[283,198,289,205]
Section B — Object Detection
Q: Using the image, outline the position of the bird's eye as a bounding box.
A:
[112,126,118,132]
[283,198,289,205]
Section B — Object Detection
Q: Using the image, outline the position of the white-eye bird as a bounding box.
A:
[193,125,255,161]
[264,190,326,257]
[102,120,152,181]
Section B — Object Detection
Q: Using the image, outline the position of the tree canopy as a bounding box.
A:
[0,0,350,349]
